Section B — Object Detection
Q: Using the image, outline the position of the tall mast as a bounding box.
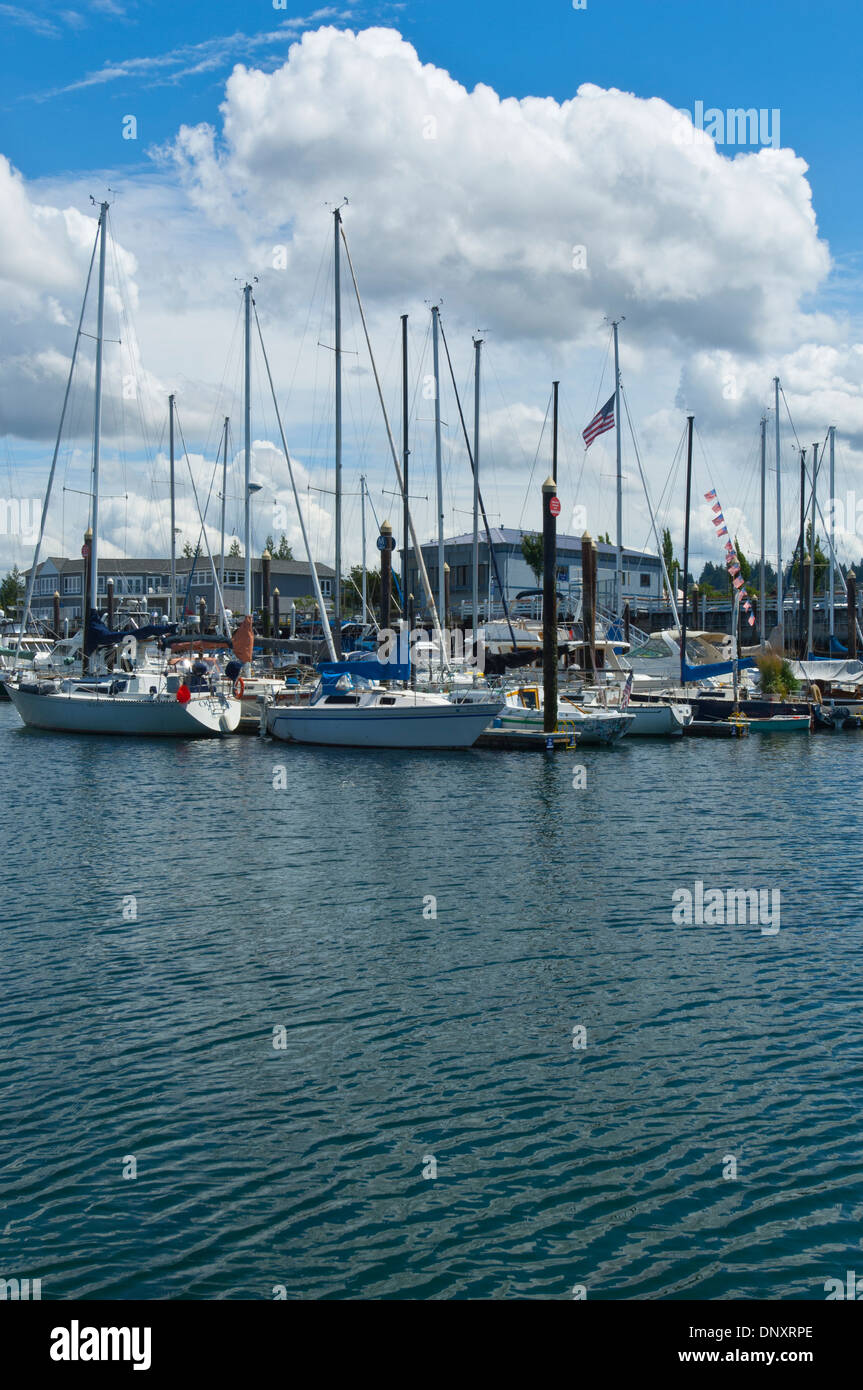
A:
[797,449,806,659]
[243,282,252,617]
[401,313,409,610]
[432,305,445,628]
[828,424,836,643]
[774,376,782,648]
[680,414,694,685]
[613,319,623,618]
[219,414,229,612]
[472,335,482,632]
[89,200,109,618]
[808,442,818,657]
[333,206,343,655]
[552,380,559,483]
[169,393,176,623]
[759,415,766,645]
[360,473,368,623]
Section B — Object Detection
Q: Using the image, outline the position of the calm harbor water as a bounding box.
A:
[2,702,862,1300]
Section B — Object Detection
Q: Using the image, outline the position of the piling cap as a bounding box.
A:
[273,587,280,597]
[381,520,392,534]
[53,589,60,598]
[262,549,271,560]
[542,476,557,493]
[848,569,856,581]
[444,562,450,573]
[84,527,93,540]
[581,530,592,542]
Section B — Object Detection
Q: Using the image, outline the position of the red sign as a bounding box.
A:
[81,543,90,558]
[549,497,561,517]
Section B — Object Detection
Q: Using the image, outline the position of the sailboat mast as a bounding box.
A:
[169,393,176,624]
[89,200,109,617]
[401,313,409,608]
[759,415,766,645]
[472,335,482,633]
[360,473,368,622]
[808,442,818,657]
[680,413,694,685]
[243,282,252,617]
[828,424,836,643]
[774,376,782,647]
[797,449,806,659]
[432,306,445,628]
[613,319,623,619]
[219,414,229,616]
[333,207,343,656]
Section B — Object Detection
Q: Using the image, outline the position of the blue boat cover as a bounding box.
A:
[317,659,411,683]
[84,609,177,656]
[681,656,757,683]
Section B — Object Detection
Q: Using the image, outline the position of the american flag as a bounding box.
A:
[621,670,634,709]
[582,395,616,448]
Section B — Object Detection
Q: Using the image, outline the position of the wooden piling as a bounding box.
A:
[82,526,92,672]
[106,576,114,629]
[581,530,595,677]
[53,590,61,638]
[380,520,393,634]
[261,549,271,637]
[443,562,451,630]
[272,588,280,639]
[542,476,558,734]
[848,570,857,660]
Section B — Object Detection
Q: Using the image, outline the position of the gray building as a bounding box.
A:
[24,555,335,626]
[406,528,663,617]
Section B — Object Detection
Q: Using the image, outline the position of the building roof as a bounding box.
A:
[413,527,658,563]
[26,556,335,578]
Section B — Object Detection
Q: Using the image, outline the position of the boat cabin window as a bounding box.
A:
[518,688,539,709]
[379,696,396,705]
[324,694,360,705]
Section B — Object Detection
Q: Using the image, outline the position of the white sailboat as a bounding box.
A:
[6,199,241,738]
[267,675,501,749]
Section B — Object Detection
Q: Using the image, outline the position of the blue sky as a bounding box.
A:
[2,1,862,573]
[1,0,859,258]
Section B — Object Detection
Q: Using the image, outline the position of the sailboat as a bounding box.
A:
[6,200,241,738]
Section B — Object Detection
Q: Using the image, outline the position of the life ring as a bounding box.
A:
[232,676,245,700]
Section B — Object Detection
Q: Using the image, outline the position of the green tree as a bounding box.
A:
[345,564,380,614]
[182,542,195,559]
[276,534,293,560]
[264,535,275,555]
[520,532,544,583]
[733,537,751,583]
[229,539,241,558]
[790,523,828,588]
[0,565,24,614]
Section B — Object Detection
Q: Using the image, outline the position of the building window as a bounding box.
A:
[221,570,243,587]
[62,575,81,595]
[640,573,651,588]
[191,573,210,586]
[320,578,332,596]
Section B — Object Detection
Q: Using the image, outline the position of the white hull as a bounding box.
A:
[267,701,500,748]
[614,703,689,736]
[7,684,241,737]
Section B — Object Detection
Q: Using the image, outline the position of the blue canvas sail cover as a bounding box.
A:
[84,608,177,656]
[317,658,411,683]
[680,656,757,683]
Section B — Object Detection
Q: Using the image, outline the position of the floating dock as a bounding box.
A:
[475,728,575,751]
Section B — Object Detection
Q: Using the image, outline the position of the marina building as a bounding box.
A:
[23,555,336,626]
[405,528,663,617]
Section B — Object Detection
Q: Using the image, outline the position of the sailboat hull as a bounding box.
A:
[268,702,500,749]
[6,684,241,737]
